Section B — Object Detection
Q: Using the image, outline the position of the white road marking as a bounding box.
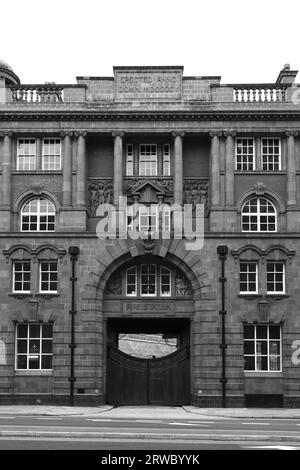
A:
[168,422,208,426]
[0,417,15,419]
[188,421,215,424]
[134,420,163,423]
[241,422,270,425]
[86,419,113,422]
[245,445,300,450]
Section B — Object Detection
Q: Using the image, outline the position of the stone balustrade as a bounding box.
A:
[11,85,64,102]
[233,85,287,102]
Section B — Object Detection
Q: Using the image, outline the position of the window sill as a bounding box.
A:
[9,293,33,299]
[244,372,283,378]
[234,171,286,175]
[14,370,52,376]
[238,293,289,300]
[12,171,62,175]
[265,294,289,299]
[36,293,59,298]
[238,294,262,299]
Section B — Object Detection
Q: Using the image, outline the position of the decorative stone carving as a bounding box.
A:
[175,272,192,296]
[252,182,267,195]
[104,273,122,295]
[31,184,44,195]
[88,180,113,216]
[183,180,209,213]
[124,178,173,195]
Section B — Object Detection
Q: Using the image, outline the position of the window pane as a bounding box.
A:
[17,339,27,353]
[29,324,40,338]
[244,356,255,370]
[42,355,52,369]
[269,325,280,339]
[256,325,267,339]
[244,341,254,355]
[28,357,40,369]
[17,355,27,369]
[244,325,254,339]
[42,324,53,338]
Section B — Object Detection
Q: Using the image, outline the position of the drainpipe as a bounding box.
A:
[217,245,228,408]
[68,246,80,406]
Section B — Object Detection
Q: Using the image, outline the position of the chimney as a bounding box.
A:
[276,64,298,84]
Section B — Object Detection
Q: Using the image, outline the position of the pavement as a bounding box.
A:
[0,405,300,419]
[0,406,299,443]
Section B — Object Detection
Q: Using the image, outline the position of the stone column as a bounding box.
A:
[1,132,12,208]
[112,132,124,206]
[210,132,222,207]
[173,132,184,205]
[224,131,236,207]
[62,132,73,207]
[286,131,297,207]
[76,131,87,207]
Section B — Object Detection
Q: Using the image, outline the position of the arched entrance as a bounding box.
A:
[106,318,190,406]
[103,255,194,406]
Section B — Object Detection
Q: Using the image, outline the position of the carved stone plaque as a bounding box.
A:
[114,67,182,100]
[124,302,173,314]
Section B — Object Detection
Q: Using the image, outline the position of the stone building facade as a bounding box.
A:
[0,60,300,406]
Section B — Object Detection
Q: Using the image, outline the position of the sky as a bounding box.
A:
[1,0,300,85]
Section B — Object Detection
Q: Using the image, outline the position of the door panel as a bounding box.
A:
[106,345,190,406]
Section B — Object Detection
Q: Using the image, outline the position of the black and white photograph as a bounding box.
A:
[0,0,300,462]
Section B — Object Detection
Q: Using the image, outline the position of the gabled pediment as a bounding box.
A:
[130,180,166,196]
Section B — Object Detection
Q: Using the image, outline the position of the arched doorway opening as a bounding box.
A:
[103,256,193,406]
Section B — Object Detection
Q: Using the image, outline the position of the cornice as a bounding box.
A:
[2,109,300,122]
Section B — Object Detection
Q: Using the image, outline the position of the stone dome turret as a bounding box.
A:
[0,59,20,85]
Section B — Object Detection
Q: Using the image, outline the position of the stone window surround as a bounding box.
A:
[232,244,295,299]
[235,136,283,172]
[241,196,277,233]
[15,322,53,372]
[3,244,66,298]
[13,188,60,234]
[236,184,284,233]
[13,135,63,172]
[105,262,192,299]
[243,323,282,372]
[125,141,172,177]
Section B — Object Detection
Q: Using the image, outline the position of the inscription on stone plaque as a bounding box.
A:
[124,302,173,313]
[115,69,182,100]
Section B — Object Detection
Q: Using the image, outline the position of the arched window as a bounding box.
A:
[241,197,277,232]
[21,198,56,232]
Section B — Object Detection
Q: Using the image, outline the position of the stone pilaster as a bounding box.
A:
[0,131,12,231]
[76,131,87,208]
[62,132,73,207]
[210,132,221,207]
[64,131,87,231]
[286,131,297,207]
[173,132,184,205]
[112,132,124,206]
[209,132,223,232]
[224,131,236,207]
[286,130,300,231]
[59,132,76,230]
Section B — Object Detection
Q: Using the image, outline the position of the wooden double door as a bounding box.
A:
[106,345,190,406]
